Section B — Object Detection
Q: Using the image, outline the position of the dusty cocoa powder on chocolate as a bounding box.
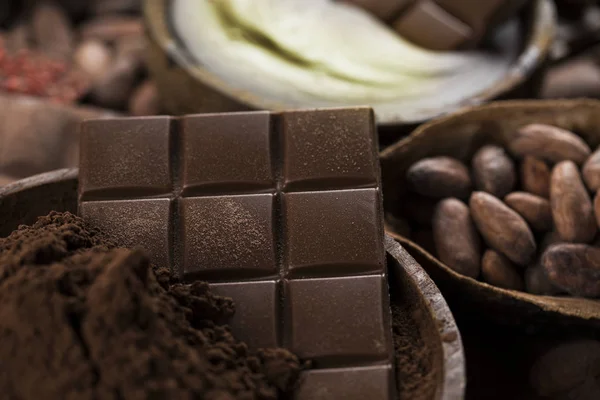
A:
[0,211,302,399]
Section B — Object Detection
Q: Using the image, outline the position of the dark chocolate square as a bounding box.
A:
[281,108,378,191]
[79,199,171,268]
[180,194,277,280]
[181,112,275,194]
[209,280,279,349]
[295,365,393,400]
[79,117,172,198]
[283,189,384,277]
[284,275,389,363]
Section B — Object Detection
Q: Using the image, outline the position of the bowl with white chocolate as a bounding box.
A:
[143,0,555,130]
[381,99,600,331]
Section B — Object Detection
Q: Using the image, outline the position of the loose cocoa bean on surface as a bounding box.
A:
[432,198,481,278]
[521,156,551,198]
[542,243,600,297]
[31,1,73,60]
[508,124,591,165]
[481,250,524,290]
[525,263,563,296]
[582,146,600,191]
[471,145,516,198]
[406,156,471,199]
[504,192,553,232]
[469,191,536,266]
[550,161,597,243]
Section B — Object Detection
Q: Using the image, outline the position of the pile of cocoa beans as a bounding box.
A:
[400,123,600,298]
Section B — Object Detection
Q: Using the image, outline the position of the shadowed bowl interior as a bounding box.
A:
[0,168,465,400]
[143,0,555,134]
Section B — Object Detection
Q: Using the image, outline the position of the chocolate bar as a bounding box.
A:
[78,108,394,398]
[341,0,527,50]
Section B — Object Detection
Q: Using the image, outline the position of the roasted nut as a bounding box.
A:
[582,146,600,191]
[542,243,600,297]
[481,250,524,290]
[471,145,516,198]
[470,191,536,266]
[525,263,563,295]
[509,124,591,165]
[406,157,471,199]
[521,156,551,198]
[504,192,553,232]
[550,161,597,243]
[432,198,481,278]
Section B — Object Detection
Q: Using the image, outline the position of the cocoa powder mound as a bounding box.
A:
[0,211,302,399]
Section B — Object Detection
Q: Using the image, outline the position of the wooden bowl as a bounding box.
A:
[0,168,465,400]
[143,0,555,134]
[380,99,600,334]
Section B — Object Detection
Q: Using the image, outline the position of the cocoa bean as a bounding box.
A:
[509,124,591,165]
[525,263,563,295]
[469,191,536,266]
[542,243,600,297]
[129,80,160,116]
[406,157,471,199]
[582,146,600,191]
[31,1,73,60]
[73,39,113,82]
[504,192,553,232]
[550,161,597,243]
[471,145,516,198]
[481,250,524,290]
[432,198,481,278]
[521,156,550,198]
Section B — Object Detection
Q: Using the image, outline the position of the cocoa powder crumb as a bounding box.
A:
[0,211,303,399]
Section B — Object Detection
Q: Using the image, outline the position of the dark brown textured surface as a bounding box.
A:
[0,211,303,399]
[78,108,395,398]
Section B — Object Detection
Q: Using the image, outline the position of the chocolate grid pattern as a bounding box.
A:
[78,109,392,379]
